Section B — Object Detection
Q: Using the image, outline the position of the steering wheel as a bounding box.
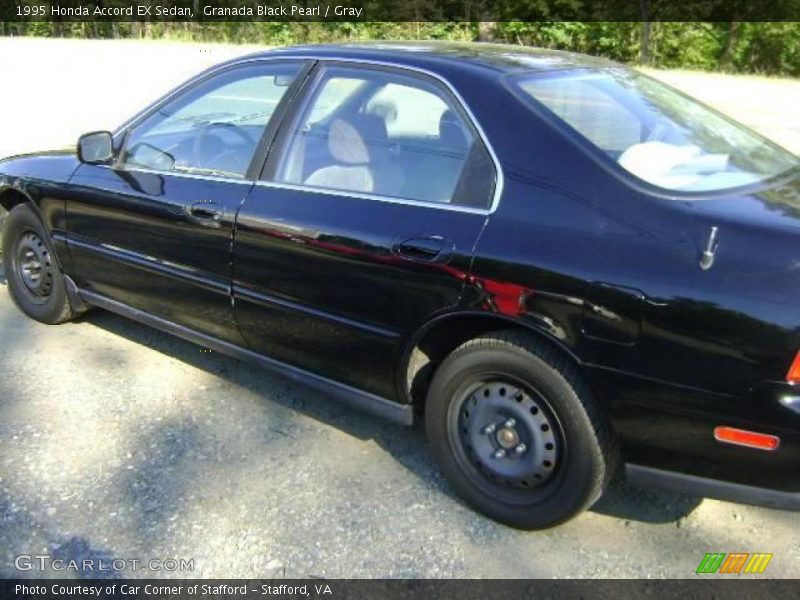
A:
[192,122,256,170]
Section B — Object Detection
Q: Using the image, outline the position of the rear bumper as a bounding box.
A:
[626,463,800,511]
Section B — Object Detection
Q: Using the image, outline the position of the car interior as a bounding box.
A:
[119,67,497,208]
[277,77,479,204]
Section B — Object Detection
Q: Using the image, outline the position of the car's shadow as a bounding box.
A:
[66,307,705,525]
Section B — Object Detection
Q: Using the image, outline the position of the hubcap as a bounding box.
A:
[497,427,519,449]
[16,232,54,297]
[455,380,560,490]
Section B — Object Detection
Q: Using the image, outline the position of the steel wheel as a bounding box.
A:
[426,331,614,529]
[447,376,565,503]
[14,231,55,302]
[2,204,77,324]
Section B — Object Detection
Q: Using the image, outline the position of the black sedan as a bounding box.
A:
[1,42,799,529]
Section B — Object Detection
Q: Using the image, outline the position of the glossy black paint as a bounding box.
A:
[1,42,799,504]
[66,165,248,344]
[234,185,486,399]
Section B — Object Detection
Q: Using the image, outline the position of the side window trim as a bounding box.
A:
[252,179,495,215]
[110,59,314,181]
[244,60,316,180]
[258,62,329,182]
[260,59,503,214]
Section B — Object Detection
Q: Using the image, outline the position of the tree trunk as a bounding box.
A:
[639,0,651,65]
[721,21,739,70]
[639,22,652,65]
[478,22,495,42]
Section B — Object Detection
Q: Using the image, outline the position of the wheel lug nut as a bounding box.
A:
[484,423,496,434]
[515,443,527,454]
[494,449,506,459]
[504,418,516,428]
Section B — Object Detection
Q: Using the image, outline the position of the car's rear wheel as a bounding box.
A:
[2,204,76,324]
[425,331,615,529]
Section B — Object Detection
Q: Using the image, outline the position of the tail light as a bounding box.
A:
[786,351,800,383]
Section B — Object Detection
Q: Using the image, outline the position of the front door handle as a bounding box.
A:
[393,236,454,263]
[186,200,222,227]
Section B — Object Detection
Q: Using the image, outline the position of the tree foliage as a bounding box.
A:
[1,21,799,76]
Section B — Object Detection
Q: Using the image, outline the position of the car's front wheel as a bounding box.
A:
[2,203,76,324]
[425,331,615,529]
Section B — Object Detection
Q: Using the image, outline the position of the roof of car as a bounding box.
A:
[247,41,619,75]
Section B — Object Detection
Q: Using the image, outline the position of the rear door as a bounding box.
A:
[67,60,308,344]
[233,62,499,399]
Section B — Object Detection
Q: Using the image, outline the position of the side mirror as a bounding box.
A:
[77,131,113,164]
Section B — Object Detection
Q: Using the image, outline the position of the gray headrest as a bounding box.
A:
[439,110,469,148]
[327,115,389,165]
[351,114,389,145]
[327,118,369,165]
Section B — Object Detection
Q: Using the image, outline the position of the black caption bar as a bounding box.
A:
[3,579,800,600]
[2,0,800,22]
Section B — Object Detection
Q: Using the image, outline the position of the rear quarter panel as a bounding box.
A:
[463,81,800,489]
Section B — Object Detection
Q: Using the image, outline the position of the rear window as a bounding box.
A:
[509,68,798,193]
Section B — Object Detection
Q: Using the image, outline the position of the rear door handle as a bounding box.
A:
[187,200,222,227]
[393,236,454,263]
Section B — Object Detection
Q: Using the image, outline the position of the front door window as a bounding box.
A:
[121,63,301,179]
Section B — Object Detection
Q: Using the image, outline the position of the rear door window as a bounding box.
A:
[270,65,497,208]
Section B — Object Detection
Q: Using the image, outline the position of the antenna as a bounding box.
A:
[699,226,719,271]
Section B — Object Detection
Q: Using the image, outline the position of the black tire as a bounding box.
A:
[2,203,75,324]
[425,330,615,529]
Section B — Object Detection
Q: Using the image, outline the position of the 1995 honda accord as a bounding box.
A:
[2,42,799,528]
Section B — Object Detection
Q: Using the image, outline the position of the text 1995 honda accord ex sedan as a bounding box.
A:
[2,42,800,528]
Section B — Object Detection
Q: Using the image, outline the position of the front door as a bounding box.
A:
[234,63,499,398]
[66,60,307,344]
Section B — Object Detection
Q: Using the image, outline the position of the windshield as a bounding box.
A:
[510,68,798,193]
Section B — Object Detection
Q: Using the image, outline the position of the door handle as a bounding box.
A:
[186,201,222,227]
[393,236,454,263]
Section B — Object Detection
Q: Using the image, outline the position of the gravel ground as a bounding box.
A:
[1,38,800,579]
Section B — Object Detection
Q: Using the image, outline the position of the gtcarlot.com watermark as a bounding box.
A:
[14,554,194,573]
